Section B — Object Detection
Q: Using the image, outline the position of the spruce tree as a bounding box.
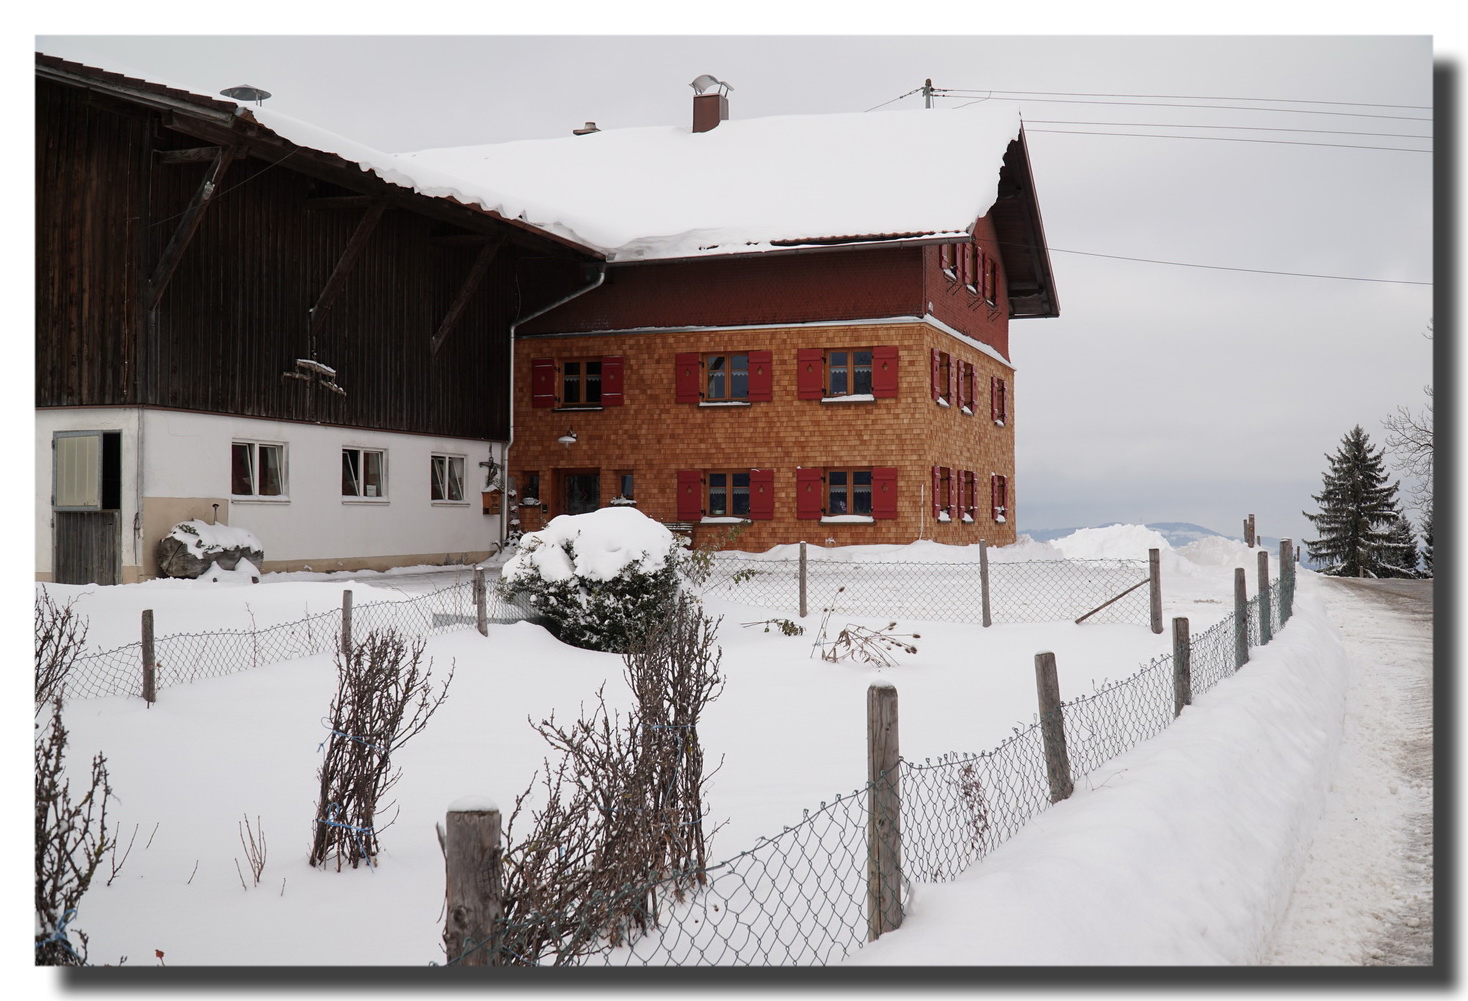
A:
[1420,505,1433,576]
[1381,514,1421,579]
[1303,425,1404,577]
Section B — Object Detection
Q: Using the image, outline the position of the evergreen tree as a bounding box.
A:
[1381,514,1421,578]
[1419,504,1433,576]
[1303,425,1404,577]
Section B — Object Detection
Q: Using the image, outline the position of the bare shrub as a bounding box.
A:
[35,701,112,966]
[309,630,453,871]
[36,591,88,711]
[238,815,267,888]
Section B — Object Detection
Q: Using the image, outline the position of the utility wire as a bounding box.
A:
[1025,241,1431,286]
[1024,118,1431,141]
[1024,127,1429,154]
[945,92,1431,123]
[938,86,1430,111]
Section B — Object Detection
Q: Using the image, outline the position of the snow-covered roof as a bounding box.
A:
[400,106,1023,262]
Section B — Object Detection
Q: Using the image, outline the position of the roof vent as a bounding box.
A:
[572,121,600,135]
[220,84,271,106]
[689,75,732,133]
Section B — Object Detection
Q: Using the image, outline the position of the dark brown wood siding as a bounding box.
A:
[36,76,565,441]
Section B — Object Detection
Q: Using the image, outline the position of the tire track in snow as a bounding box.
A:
[1262,576,1433,966]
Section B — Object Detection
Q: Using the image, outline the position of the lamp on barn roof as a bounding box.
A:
[221,84,271,106]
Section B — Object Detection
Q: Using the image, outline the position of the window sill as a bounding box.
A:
[553,405,604,412]
[700,516,751,525]
[820,394,876,404]
[231,495,291,504]
[698,401,752,408]
[821,515,875,524]
[935,398,951,408]
[342,498,391,505]
[431,500,471,507]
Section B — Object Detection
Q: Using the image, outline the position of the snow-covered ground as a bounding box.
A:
[26,525,1433,984]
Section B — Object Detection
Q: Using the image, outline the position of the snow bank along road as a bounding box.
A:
[1263,576,1434,967]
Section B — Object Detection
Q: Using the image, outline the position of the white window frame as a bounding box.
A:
[342,447,388,501]
[231,440,289,501]
[430,453,467,504]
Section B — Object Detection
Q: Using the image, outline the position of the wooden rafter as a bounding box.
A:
[308,199,388,337]
[144,145,236,311]
[430,234,506,356]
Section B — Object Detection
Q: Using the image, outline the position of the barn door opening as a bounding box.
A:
[52,430,122,585]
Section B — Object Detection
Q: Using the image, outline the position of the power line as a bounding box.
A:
[1036,243,1431,286]
[1024,127,1429,154]
[1024,118,1431,141]
[938,86,1430,112]
[945,93,1431,123]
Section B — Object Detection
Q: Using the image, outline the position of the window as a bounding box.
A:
[531,357,624,407]
[960,470,977,522]
[342,448,386,498]
[931,350,953,405]
[959,362,976,414]
[430,454,465,502]
[676,351,771,403]
[939,243,957,277]
[827,350,874,397]
[232,441,286,498]
[991,375,1009,425]
[518,471,541,506]
[706,354,749,400]
[798,347,897,399]
[678,469,774,520]
[707,471,751,518]
[826,470,873,516]
[53,430,121,511]
[611,470,636,504]
[991,473,1009,523]
[982,254,998,305]
[932,466,953,521]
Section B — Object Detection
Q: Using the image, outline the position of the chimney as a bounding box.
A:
[572,121,600,135]
[689,74,732,133]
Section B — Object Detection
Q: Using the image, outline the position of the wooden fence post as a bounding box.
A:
[799,541,808,618]
[1245,514,1256,548]
[1279,539,1293,624]
[979,539,993,628]
[474,567,488,637]
[1234,567,1249,668]
[442,800,504,966]
[341,589,354,656]
[1148,548,1163,634]
[1257,549,1272,645]
[1172,617,1191,717]
[1034,652,1073,803]
[141,609,156,704]
[866,682,903,940]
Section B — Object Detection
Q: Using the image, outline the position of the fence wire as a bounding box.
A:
[61,582,537,702]
[702,553,1151,626]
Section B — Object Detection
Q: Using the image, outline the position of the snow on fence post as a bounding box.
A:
[473,567,488,636]
[866,682,903,940]
[441,799,504,966]
[799,541,808,618]
[341,590,354,656]
[979,539,993,628]
[1171,617,1191,717]
[1034,651,1073,803]
[1257,550,1273,645]
[141,609,156,704]
[1148,548,1163,634]
[1279,539,1294,624]
[1234,568,1249,668]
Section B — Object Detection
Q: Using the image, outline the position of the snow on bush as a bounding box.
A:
[499,507,681,653]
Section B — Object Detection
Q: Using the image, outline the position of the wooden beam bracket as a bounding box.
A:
[430,234,507,356]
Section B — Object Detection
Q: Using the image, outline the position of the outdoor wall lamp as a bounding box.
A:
[557,430,578,446]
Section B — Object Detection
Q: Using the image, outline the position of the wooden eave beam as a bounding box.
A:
[309,199,388,337]
[157,146,228,164]
[306,194,377,210]
[160,112,602,263]
[144,144,237,311]
[431,233,507,356]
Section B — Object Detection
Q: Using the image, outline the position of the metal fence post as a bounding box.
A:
[979,539,993,628]
[1234,567,1249,668]
[1148,548,1163,634]
[141,609,156,704]
[1034,651,1073,803]
[442,801,504,966]
[799,541,808,618]
[1257,549,1272,645]
[341,589,353,656]
[474,567,488,637]
[866,682,902,940]
[1172,617,1191,717]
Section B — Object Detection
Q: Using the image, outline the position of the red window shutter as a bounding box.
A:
[955,243,968,285]
[675,353,701,404]
[795,467,824,519]
[872,345,899,398]
[797,348,825,400]
[990,375,999,421]
[931,465,942,518]
[948,467,958,516]
[677,470,703,521]
[600,355,624,406]
[747,350,773,402]
[930,349,941,402]
[992,376,1007,423]
[872,467,898,520]
[530,359,556,408]
[939,243,954,275]
[961,362,974,411]
[948,356,958,405]
[984,256,997,303]
[748,468,774,520]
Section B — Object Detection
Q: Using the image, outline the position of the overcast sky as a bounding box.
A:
[32,19,1443,549]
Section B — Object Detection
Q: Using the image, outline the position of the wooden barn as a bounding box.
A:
[35,53,599,583]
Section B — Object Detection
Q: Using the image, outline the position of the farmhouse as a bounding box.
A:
[35,53,600,583]
[402,81,1060,550]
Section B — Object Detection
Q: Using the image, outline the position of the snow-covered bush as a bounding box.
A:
[498,507,681,653]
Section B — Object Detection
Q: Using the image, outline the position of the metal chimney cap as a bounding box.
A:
[689,74,732,96]
[221,84,271,104]
[572,121,600,135]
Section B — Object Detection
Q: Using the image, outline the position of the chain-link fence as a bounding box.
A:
[60,582,538,702]
[455,563,1296,967]
[702,550,1153,626]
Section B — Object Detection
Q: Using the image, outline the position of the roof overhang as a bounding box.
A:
[990,129,1060,319]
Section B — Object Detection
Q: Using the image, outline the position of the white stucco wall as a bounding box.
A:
[37,408,504,577]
